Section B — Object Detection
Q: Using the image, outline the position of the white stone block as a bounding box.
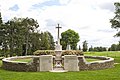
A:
[39,55,53,71]
[64,55,79,71]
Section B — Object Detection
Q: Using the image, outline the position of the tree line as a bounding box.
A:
[81,40,107,52]
[108,42,120,51]
[0,13,55,57]
[81,40,120,52]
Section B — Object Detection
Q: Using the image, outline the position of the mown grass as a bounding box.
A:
[85,58,101,62]
[12,58,32,63]
[0,51,120,80]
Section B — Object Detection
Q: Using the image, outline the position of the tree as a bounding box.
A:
[47,31,55,50]
[0,12,8,57]
[82,40,88,52]
[0,17,40,56]
[40,31,55,50]
[79,45,81,50]
[21,17,39,55]
[89,45,93,51]
[110,44,117,51]
[61,29,80,50]
[117,41,120,50]
[0,12,3,46]
[110,2,120,37]
[29,32,41,54]
[109,42,120,51]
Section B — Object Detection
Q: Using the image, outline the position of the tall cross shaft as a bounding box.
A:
[56,24,62,40]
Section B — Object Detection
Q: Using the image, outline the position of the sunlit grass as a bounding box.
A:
[85,58,101,62]
[12,58,32,63]
[0,51,120,80]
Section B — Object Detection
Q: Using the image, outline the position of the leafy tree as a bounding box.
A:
[61,29,80,50]
[82,40,88,52]
[0,17,40,56]
[110,2,120,37]
[109,42,120,51]
[0,12,8,56]
[117,41,120,50]
[79,45,81,50]
[89,45,93,51]
[21,17,39,55]
[29,32,41,54]
[110,44,117,51]
[47,31,55,50]
[40,31,55,50]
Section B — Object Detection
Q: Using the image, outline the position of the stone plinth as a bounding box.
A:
[54,50,63,68]
[39,55,53,71]
[64,55,79,71]
[55,44,62,51]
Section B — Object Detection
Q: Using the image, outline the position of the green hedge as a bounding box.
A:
[62,50,83,56]
[33,50,83,56]
[33,50,55,56]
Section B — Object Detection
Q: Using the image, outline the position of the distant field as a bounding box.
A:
[0,51,120,80]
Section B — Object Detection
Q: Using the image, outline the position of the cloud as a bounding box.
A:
[99,2,115,12]
[45,19,65,27]
[97,29,116,33]
[31,0,61,10]
[0,0,120,48]
[9,4,19,11]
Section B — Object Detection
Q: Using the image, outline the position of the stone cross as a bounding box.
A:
[56,24,62,45]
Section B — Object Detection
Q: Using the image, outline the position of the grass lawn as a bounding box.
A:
[12,58,32,63]
[0,51,120,80]
[85,58,101,62]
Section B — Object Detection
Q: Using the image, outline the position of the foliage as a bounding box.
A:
[61,29,80,50]
[110,2,120,37]
[33,50,83,56]
[82,40,88,52]
[62,50,83,56]
[33,50,55,55]
[89,46,107,52]
[108,42,120,51]
[79,45,81,50]
[0,14,55,57]
[40,31,55,50]
[89,45,94,51]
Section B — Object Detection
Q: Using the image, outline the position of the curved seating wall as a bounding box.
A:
[2,56,114,72]
[2,56,39,72]
[78,56,114,70]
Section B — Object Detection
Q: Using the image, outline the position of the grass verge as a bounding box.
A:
[0,51,120,80]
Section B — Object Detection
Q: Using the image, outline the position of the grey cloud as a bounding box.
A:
[9,4,19,11]
[99,2,115,12]
[45,19,65,27]
[97,29,115,33]
[79,26,90,30]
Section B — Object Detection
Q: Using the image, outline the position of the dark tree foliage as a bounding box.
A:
[109,42,120,51]
[82,40,88,52]
[110,2,120,37]
[0,15,55,57]
[61,29,80,50]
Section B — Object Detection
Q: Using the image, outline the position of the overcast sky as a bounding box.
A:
[0,0,120,48]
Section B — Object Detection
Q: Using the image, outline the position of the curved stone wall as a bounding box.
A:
[2,56,39,72]
[78,56,114,71]
[2,55,114,72]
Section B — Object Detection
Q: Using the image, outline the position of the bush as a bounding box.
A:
[33,50,83,56]
[62,50,83,56]
[33,50,55,56]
